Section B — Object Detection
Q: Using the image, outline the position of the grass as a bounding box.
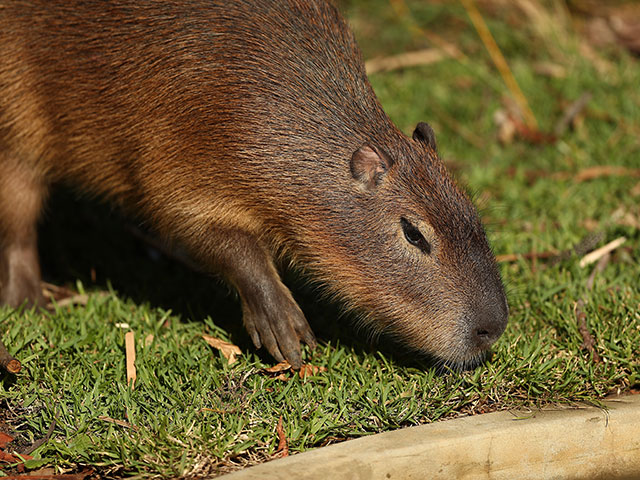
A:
[2,0,639,477]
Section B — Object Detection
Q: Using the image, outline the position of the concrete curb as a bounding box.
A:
[223,395,640,479]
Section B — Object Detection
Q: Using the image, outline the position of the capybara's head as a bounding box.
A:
[309,122,508,369]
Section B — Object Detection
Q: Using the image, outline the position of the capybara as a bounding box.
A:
[0,0,508,368]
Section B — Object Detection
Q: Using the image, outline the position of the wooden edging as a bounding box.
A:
[222,395,640,480]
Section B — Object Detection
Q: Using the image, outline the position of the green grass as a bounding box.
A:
[2,1,639,477]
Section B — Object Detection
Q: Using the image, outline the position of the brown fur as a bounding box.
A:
[0,0,508,368]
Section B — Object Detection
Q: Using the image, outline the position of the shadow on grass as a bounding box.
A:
[37,187,442,370]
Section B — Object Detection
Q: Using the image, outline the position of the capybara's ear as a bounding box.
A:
[350,144,393,190]
[412,122,437,152]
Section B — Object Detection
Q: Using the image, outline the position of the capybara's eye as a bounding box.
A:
[400,218,431,254]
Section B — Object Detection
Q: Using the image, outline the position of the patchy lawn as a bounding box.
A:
[2,0,639,478]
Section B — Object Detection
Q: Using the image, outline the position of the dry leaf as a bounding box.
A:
[275,416,289,458]
[202,334,242,365]
[581,218,600,232]
[612,208,640,230]
[0,431,13,449]
[609,11,640,53]
[263,361,292,373]
[494,109,517,145]
[298,364,327,379]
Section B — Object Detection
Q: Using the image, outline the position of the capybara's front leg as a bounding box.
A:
[206,227,316,368]
[0,158,46,308]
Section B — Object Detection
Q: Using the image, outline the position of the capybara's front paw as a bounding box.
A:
[240,285,316,369]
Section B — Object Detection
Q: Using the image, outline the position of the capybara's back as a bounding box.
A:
[0,0,508,369]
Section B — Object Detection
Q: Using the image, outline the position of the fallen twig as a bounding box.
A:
[0,338,20,374]
[498,231,607,265]
[41,282,76,303]
[42,282,108,310]
[575,299,601,363]
[20,419,57,455]
[574,252,610,364]
[550,231,606,266]
[579,236,626,267]
[125,331,136,389]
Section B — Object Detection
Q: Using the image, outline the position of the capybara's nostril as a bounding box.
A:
[472,300,508,350]
[476,328,490,339]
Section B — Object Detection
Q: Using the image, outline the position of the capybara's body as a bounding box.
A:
[0,0,508,368]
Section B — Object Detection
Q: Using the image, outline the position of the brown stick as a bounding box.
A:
[0,337,21,374]
[575,299,601,364]
[20,418,57,455]
[497,231,605,265]
[579,236,626,267]
[574,253,610,364]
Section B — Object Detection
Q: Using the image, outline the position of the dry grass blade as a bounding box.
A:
[514,0,572,62]
[98,415,139,431]
[496,250,558,263]
[389,0,466,59]
[497,231,605,265]
[125,331,136,389]
[365,48,447,74]
[460,0,538,129]
[575,166,640,183]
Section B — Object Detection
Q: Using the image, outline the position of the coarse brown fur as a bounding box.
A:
[0,0,508,369]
